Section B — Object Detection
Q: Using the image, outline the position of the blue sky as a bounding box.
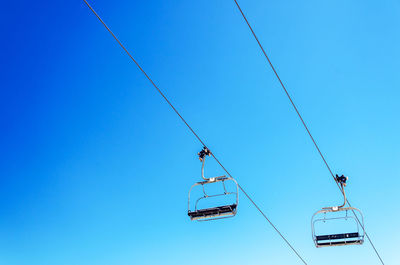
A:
[1,0,399,264]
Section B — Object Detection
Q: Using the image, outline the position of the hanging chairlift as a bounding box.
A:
[187,147,239,221]
[311,175,365,247]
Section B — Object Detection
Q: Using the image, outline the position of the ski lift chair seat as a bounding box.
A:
[188,204,237,221]
[315,232,363,247]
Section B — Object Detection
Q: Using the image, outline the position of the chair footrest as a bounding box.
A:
[317,240,363,247]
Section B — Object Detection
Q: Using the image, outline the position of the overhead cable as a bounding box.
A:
[231,1,384,263]
[83,1,308,264]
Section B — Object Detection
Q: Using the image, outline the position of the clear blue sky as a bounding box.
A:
[1,0,399,264]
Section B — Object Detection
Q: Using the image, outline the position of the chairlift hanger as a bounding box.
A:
[311,175,365,247]
[188,147,239,221]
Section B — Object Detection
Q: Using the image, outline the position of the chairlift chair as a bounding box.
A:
[311,175,365,247]
[188,147,239,221]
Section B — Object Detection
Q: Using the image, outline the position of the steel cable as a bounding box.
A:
[83,0,308,264]
[232,1,384,263]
